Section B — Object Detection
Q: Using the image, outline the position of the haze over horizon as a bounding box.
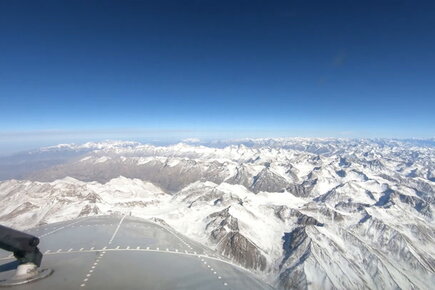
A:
[1,0,434,153]
[0,2,434,286]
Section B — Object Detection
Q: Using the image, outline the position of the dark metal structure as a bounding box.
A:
[0,225,43,267]
[0,225,52,286]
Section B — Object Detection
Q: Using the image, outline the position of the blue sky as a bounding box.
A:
[1,0,434,153]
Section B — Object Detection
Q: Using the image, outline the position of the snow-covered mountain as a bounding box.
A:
[0,139,434,289]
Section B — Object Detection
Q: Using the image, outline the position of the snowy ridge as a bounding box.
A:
[0,138,434,289]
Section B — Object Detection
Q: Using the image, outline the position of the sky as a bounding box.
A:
[0,0,434,153]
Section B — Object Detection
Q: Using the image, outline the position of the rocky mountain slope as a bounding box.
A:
[0,138,434,289]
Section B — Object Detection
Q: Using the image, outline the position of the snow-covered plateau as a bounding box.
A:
[0,138,434,289]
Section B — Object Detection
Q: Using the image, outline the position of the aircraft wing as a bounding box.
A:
[0,215,273,289]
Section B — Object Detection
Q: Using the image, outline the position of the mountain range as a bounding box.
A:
[0,138,434,289]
